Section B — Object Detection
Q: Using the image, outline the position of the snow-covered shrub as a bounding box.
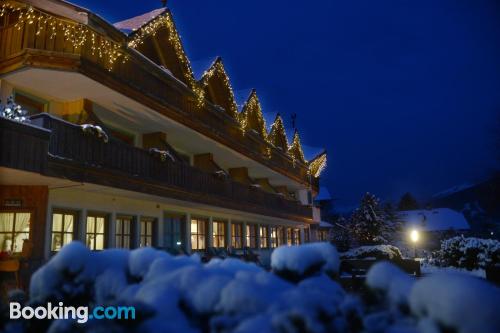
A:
[270,242,340,282]
[2,242,500,333]
[81,124,109,143]
[410,272,500,333]
[340,245,403,261]
[0,96,30,123]
[431,236,500,270]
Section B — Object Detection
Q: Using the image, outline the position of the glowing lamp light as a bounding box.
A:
[410,229,420,243]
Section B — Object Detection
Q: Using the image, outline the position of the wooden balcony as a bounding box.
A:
[0,5,318,191]
[0,114,313,222]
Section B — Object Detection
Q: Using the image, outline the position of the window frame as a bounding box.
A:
[259,226,269,249]
[140,217,156,248]
[231,222,243,249]
[270,226,278,248]
[246,224,257,249]
[115,215,133,249]
[191,217,207,251]
[86,212,108,251]
[212,220,226,248]
[0,209,32,253]
[51,209,77,252]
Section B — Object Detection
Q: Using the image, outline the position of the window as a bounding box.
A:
[246,224,257,248]
[51,211,76,252]
[293,228,301,245]
[116,216,132,249]
[277,227,284,246]
[86,214,107,250]
[212,220,225,248]
[0,212,30,253]
[287,228,292,246]
[140,217,156,247]
[273,227,279,246]
[191,218,207,250]
[259,226,268,248]
[231,223,243,249]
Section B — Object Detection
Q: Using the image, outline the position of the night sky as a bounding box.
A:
[72,0,500,208]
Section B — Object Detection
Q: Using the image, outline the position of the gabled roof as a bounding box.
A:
[116,8,196,87]
[198,57,238,118]
[268,113,289,151]
[238,90,267,138]
[114,8,167,34]
[308,150,327,177]
[288,130,306,164]
[399,208,470,232]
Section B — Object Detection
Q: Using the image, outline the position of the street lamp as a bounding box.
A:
[410,229,419,258]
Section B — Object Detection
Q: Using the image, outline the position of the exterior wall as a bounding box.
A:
[46,186,308,259]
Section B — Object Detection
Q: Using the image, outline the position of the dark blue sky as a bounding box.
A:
[74,0,500,207]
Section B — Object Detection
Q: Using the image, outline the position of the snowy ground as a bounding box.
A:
[1,241,499,333]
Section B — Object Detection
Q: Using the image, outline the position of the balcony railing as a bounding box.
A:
[1,114,311,222]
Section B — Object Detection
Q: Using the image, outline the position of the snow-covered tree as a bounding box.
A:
[348,193,399,245]
[0,95,29,123]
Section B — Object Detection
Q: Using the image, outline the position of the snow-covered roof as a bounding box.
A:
[114,8,167,34]
[399,208,470,232]
[191,57,218,81]
[315,187,331,202]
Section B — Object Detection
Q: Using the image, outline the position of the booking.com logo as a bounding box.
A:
[10,302,136,324]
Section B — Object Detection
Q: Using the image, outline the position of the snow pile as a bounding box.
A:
[340,245,403,261]
[431,236,500,270]
[2,242,499,333]
[81,124,109,143]
[271,243,340,281]
[410,272,500,333]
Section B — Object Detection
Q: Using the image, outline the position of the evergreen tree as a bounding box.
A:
[348,193,396,245]
[397,192,419,211]
[0,96,29,123]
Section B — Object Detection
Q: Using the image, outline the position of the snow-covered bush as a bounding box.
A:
[81,124,109,143]
[431,236,500,270]
[1,242,499,333]
[340,245,403,261]
[270,242,340,282]
[0,96,30,123]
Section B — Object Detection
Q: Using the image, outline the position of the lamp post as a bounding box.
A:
[410,229,419,259]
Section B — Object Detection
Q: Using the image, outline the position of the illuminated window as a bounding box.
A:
[0,212,31,253]
[212,220,225,248]
[86,214,107,250]
[246,224,257,248]
[191,218,207,250]
[287,228,292,246]
[231,223,243,248]
[259,226,268,248]
[270,226,278,248]
[51,211,75,252]
[140,217,156,247]
[116,216,132,249]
